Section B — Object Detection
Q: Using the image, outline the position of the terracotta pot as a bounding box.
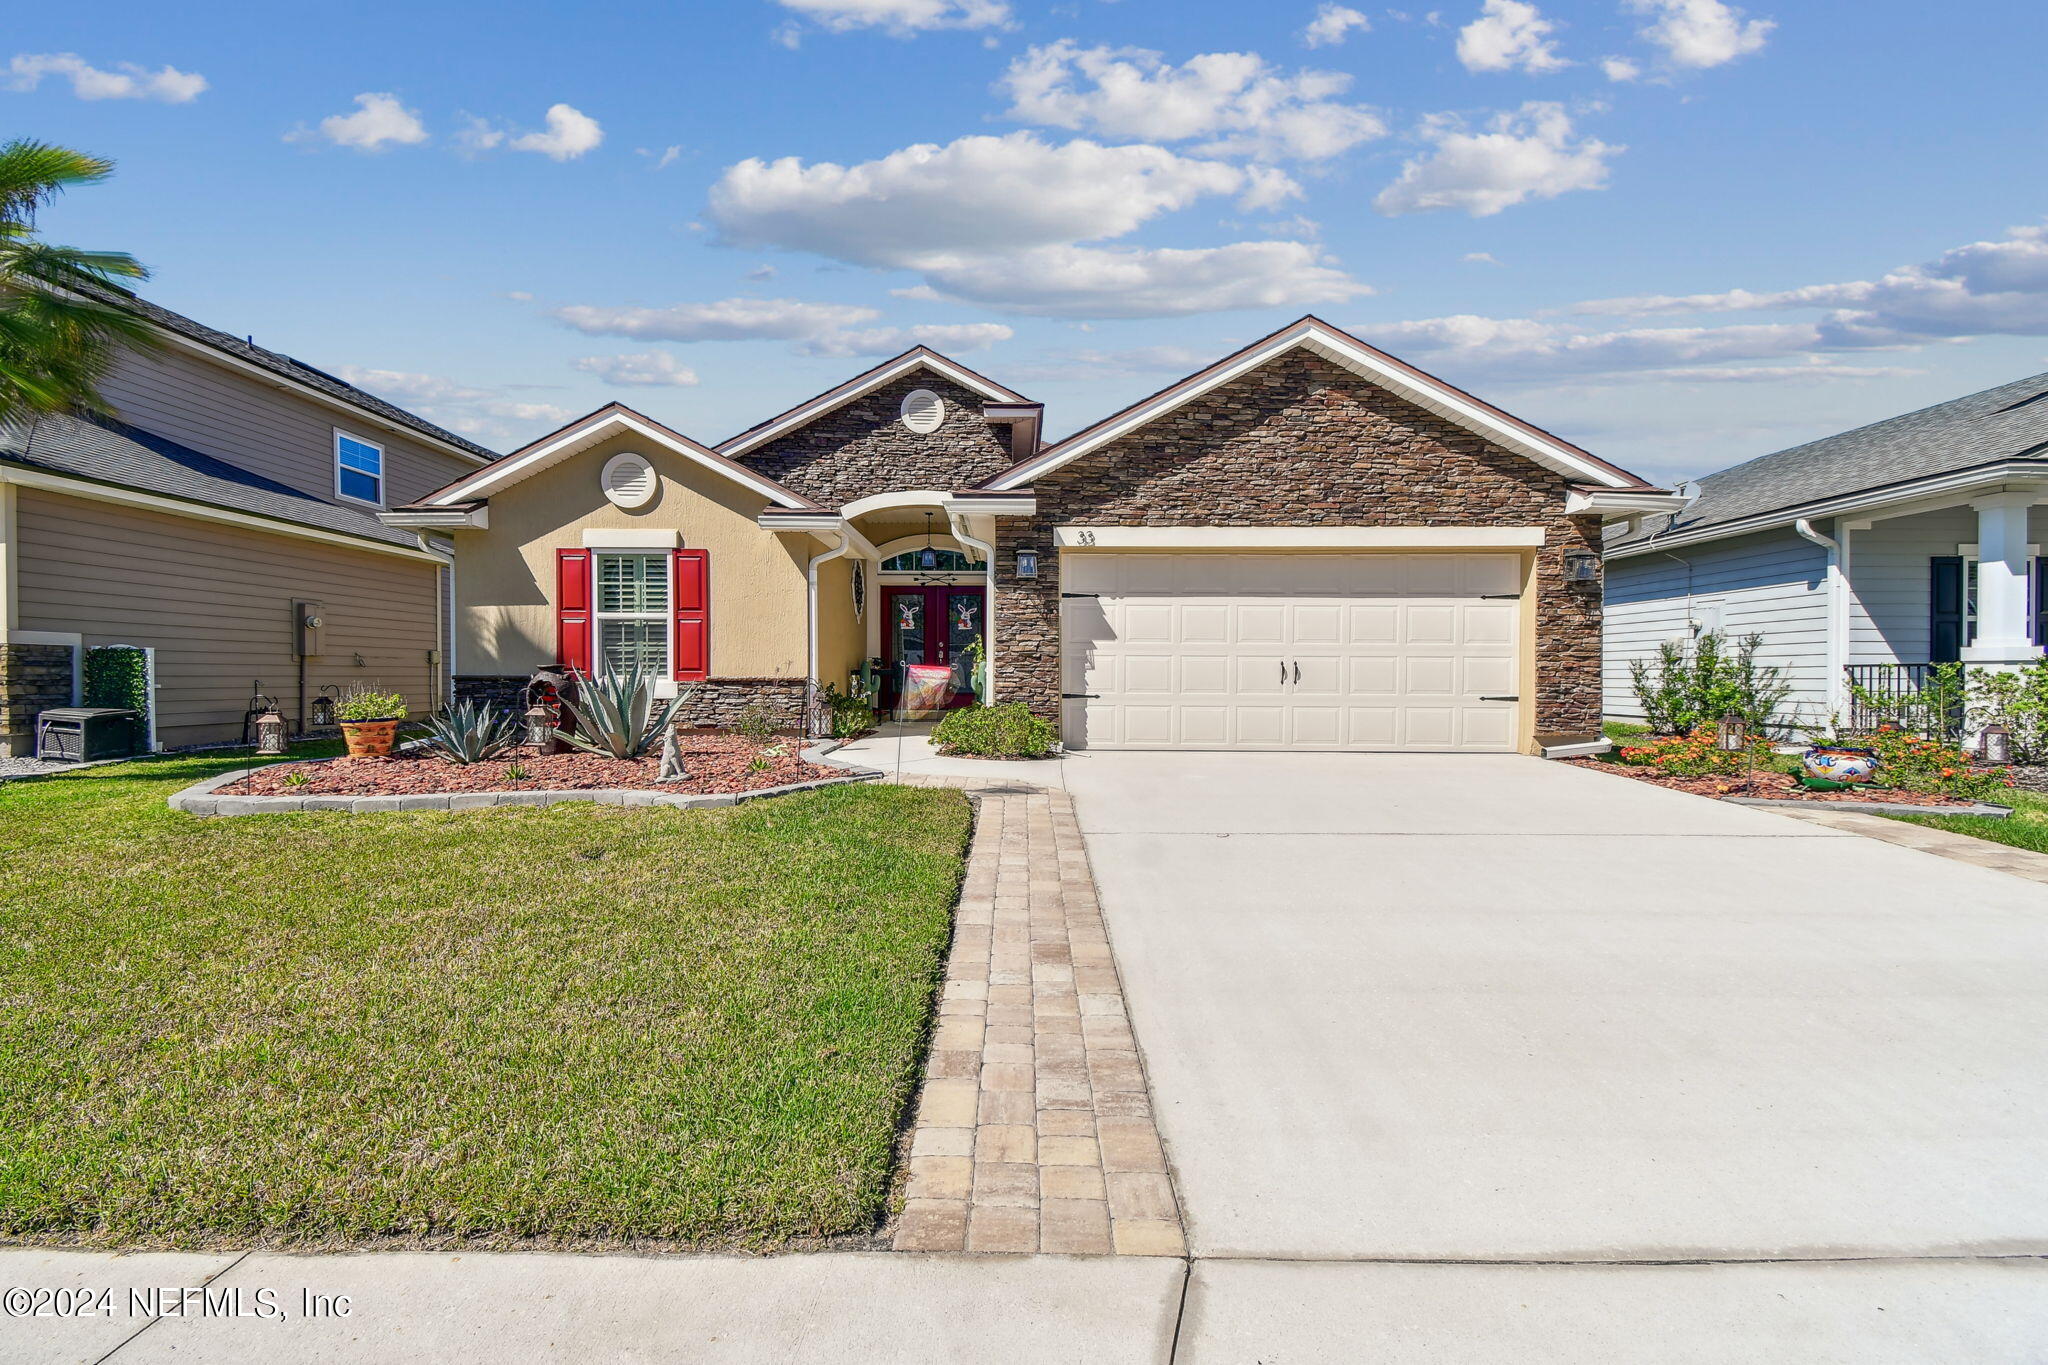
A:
[340,719,400,757]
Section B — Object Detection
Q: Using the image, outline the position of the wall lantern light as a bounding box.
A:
[1015,547,1040,579]
[1979,722,2013,765]
[1562,549,1600,585]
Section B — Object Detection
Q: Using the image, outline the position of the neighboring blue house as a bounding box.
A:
[1603,373,2048,732]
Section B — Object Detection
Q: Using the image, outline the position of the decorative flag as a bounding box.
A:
[901,663,954,717]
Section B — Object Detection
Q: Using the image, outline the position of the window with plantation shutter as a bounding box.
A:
[594,553,670,678]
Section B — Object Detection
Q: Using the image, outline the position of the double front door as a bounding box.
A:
[884,586,984,709]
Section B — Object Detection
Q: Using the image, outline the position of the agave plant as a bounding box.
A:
[420,699,520,766]
[554,667,691,760]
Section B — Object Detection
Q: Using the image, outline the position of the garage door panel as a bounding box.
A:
[1062,551,1522,752]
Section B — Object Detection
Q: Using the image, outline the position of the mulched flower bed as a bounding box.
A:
[1564,759,1990,807]
[245,736,837,797]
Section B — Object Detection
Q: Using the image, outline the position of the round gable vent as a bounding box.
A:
[900,389,945,434]
[600,452,657,509]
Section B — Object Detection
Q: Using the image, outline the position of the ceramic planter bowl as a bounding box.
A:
[1802,745,1879,784]
[340,719,400,757]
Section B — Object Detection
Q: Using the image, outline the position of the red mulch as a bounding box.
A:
[246,735,838,797]
[1564,759,1988,807]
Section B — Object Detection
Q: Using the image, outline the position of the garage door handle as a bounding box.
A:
[1480,695,1520,702]
[1292,661,1300,684]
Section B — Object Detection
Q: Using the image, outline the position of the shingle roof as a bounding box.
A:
[82,284,498,462]
[1611,370,2048,550]
[1,412,419,549]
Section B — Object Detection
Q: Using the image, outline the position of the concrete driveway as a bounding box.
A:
[1063,751,2048,1356]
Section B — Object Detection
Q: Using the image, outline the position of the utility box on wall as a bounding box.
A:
[293,600,324,659]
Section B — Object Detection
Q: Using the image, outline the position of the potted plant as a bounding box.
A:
[334,687,407,757]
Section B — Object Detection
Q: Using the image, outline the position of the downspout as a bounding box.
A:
[947,509,998,706]
[806,528,851,739]
[1794,518,1847,732]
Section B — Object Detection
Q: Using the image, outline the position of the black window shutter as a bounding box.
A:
[1929,556,1964,663]
[2036,556,2047,646]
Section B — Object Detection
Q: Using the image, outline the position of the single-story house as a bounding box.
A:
[0,291,496,754]
[1603,370,2048,731]
[393,316,1671,754]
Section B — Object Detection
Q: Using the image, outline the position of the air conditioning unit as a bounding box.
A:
[35,707,139,763]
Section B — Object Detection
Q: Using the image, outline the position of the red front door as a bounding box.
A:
[883,586,984,708]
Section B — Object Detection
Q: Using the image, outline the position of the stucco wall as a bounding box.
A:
[13,488,443,747]
[452,431,810,680]
[736,371,1014,508]
[992,349,1607,742]
[815,553,870,698]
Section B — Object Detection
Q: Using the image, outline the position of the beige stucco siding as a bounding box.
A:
[97,345,478,509]
[815,553,868,694]
[454,432,810,678]
[13,490,443,747]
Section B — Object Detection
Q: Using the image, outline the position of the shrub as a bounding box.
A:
[82,645,149,734]
[820,683,876,740]
[1615,728,1770,779]
[931,703,1058,758]
[555,667,689,760]
[734,704,776,744]
[1861,727,2014,802]
[420,700,520,766]
[334,687,406,722]
[1965,660,2048,764]
[1629,631,1792,738]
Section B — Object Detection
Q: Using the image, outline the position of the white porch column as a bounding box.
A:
[1961,492,2041,665]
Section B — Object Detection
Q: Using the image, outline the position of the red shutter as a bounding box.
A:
[557,548,592,672]
[672,548,709,681]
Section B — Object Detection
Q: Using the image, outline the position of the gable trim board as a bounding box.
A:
[0,461,448,565]
[715,349,1034,461]
[415,405,819,511]
[982,317,1657,494]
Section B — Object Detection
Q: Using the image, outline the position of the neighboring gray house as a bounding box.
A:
[0,292,496,753]
[1604,372,2048,731]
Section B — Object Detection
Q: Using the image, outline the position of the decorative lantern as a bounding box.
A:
[1015,547,1040,579]
[309,686,338,729]
[1978,722,2013,765]
[524,700,556,750]
[254,707,289,755]
[1716,711,1747,752]
[1562,548,1600,585]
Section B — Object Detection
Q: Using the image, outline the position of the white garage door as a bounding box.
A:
[1060,552,1523,752]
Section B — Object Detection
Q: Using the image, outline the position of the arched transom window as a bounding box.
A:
[881,547,986,573]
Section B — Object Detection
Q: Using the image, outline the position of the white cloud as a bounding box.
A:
[773,0,1012,36]
[709,132,1280,266]
[1374,102,1617,217]
[1463,251,1502,264]
[1008,343,1217,382]
[510,103,603,161]
[745,264,779,282]
[909,241,1370,319]
[1576,221,2048,347]
[293,93,428,152]
[1626,0,1773,69]
[551,297,882,342]
[570,353,702,387]
[1455,0,1569,74]
[4,53,207,102]
[999,41,1386,161]
[1601,56,1642,81]
[652,145,683,169]
[1302,4,1371,47]
[1362,312,1823,381]
[795,322,1015,357]
[334,366,572,445]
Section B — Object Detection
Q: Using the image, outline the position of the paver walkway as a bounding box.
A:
[1774,803,2048,885]
[888,777,1184,1257]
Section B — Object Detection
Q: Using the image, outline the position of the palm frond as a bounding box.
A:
[0,141,115,227]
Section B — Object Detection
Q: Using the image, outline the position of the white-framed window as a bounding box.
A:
[334,429,385,506]
[595,552,670,677]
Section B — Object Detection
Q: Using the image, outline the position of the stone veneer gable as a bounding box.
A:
[737,371,1014,508]
[991,349,1606,741]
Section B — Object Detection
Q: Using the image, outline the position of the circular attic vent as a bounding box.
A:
[900,389,945,434]
[600,452,657,509]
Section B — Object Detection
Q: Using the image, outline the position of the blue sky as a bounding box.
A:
[8,0,2047,483]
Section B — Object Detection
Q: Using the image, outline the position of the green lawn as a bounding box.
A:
[1883,788,2048,854]
[0,745,970,1250]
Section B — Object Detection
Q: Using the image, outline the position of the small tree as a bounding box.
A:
[1629,631,1792,738]
[1966,660,2048,764]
